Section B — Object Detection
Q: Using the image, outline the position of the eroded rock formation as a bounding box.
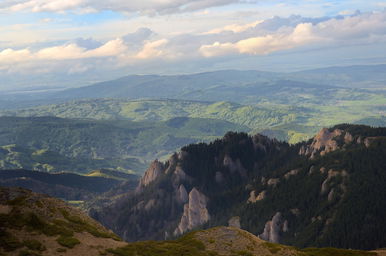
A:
[259,212,288,243]
[174,187,210,236]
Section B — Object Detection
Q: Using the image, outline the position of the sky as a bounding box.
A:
[0,0,386,90]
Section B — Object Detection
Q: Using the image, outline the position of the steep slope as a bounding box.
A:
[90,124,386,250]
[0,187,126,256]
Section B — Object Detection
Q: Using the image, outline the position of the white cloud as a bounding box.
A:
[84,38,127,58]
[200,42,238,57]
[200,10,386,57]
[0,0,241,14]
[1,10,386,76]
[0,48,32,63]
[36,44,85,59]
[135,39,168,59]
[204,20,264,34]
[200,22,319,57]
[8,0,85,12]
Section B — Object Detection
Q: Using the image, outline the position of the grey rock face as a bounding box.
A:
[176,184,188,204]
[174,187,210,236]
[223,155,247,177]
[259,212,288,243]
[228,216,241,228]
[136,160,164,193]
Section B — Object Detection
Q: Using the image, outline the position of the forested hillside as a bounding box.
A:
[90,124,386,250]
[0,116,247,174]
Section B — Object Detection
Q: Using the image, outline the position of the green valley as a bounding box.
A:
[0,116,248,174]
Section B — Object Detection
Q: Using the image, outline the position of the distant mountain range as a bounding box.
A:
[1,64,386,105]
[0,64,384,145]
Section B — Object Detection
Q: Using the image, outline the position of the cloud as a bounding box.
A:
[6,0,85,12]
[204,20,264,34]
[135,39,168,59]
[73,38,103,50]
[0,0,241,14]
[84,38,127,58]
[200,10,386,57]
[0,38,128,68]
[200,23,319,57]
[1,10,386,76]
[0,48,32,63]
[123,28,157,45]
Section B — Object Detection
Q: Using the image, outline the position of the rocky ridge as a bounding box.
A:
[90,125,386,250]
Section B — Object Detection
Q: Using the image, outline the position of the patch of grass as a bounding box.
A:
[23,240,46,251]
[18,249,42,256]
[7,196,27,206]
[60,209,121,240]
[35,201,43,208]
[262,242,283,254]
[106,232,217,256]
[56,248,67,252]
[235,250,253,256]
[56,235,80,249]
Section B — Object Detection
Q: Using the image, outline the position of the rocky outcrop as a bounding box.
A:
[172,166,192,186]
[174,187,210,236]
[344,132,353,143]
[252,134,277,152]
[136,160,164,193]
[176,184,188,204]
[320,169,348,195]
[267,178,280,187]
[364,137,380,148]
[248,190,266,203]
[284,169,300,179]
[223,155,247,177]
[259,212,288,243]
[299,128,343,158]
[228,216,241,228]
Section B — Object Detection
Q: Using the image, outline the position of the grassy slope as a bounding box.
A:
[106,227,378,256]
[0,187,125,256]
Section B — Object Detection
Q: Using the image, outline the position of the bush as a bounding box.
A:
[56,236,80,248]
